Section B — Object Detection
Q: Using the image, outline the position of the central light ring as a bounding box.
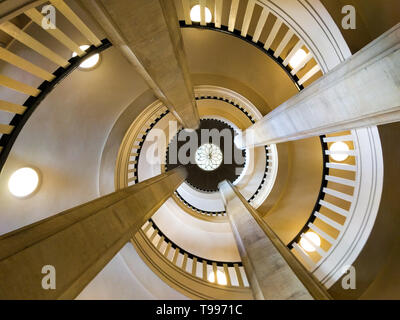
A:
[195,143,223,171]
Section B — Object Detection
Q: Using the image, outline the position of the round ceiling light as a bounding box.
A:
[289,49,307,69]
[300,232,321,253]
[8,167,40,198]
[329,141,350,162]
[190,5,212,23]
[72,45,100,70]
[195,143,223,171]
[208,270,228,285]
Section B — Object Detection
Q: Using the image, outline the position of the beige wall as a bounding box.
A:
[182,28,299,115]
[262,137,323,245]
[321,0,400,54]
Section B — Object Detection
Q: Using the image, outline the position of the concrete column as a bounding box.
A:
[236,24,400,148]
[218,180,331,300]
[80,0,200,129]
[0,168,187,299]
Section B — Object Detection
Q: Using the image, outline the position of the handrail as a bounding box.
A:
[131,230,253,299]
[288,131,358,270]
[127,93,272,216]
[226,180,332,299]
[0,0,112,173]
[195,95,256,123]
[0,40,112,172]
[174,190,226,216]
[128,108,170,185]
[178,0,323,92]
[141,219,249,288]
[180,21,304,91]
[287,128,383,289]
[248,145,269,203]
[179,0,372,290]
[148,218,241,267]
[287,135,329,248]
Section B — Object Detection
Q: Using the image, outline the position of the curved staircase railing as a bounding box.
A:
[121,89,275,218]
[174,190,226,216]
[141,219,249,289]
[176,0,383,289]
[131,224,253,299]
[0,0,112,173]
[288,131,357,259]
[178,0,323,91]
[287,128,383,288]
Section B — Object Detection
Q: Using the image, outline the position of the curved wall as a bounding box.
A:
[328,123,400,299]
[263,137,323,244]
[0,3,187,299]
[0,45,148,234]
[3,0,388,300]
[182,28,299,114]
[153,199,241,262]
[257,0,351,70]
[77,243,188,300]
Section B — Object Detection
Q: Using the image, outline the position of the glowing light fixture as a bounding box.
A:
[72,45,100,70]
[195,143,223,171]
[8,167,40,198]
[300,232,321,253]
[190,5,212,23]
[289,49,307,69]
[208,270,228,285]
[329,141,350,162]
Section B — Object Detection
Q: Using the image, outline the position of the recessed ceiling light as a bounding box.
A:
[208,270,227,285]
[190,5,212,23]
[8,167,40,198]
[329,141,350,162]
[72,45,100,70]
[300,231,321,253]
[289,49,307,69]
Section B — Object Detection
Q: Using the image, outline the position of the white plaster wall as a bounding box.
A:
[0,45,148,234]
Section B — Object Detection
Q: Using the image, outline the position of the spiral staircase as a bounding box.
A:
[0,0,398,300]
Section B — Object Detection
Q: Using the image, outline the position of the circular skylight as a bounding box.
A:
[195,143,223,171]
